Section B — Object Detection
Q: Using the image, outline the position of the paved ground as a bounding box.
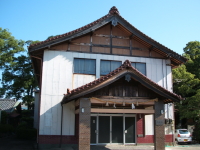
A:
[0,136,200,150]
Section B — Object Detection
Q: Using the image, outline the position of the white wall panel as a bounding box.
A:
[151,59,157,83]
[145,115,154,135]
[62,101,75,135]
[73,74,96,89]
[166,59,172,91]
[96,55,101,79]
[156,59,163,87]
[163,60,167,89]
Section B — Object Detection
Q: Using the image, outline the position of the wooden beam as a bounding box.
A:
[94,34,129,40]
[90,32,93,52]
[91,108,155,114]
[90,97,156,105]
[110,23,112,54]
[70,42,143,51]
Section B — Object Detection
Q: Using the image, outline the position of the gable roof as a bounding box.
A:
[29,6,187,65]
[61,60,182,104]
[0,99,21,113]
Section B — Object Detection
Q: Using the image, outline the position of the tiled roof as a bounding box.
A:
[0,99,20,113]
[28,7,187,63]
[62,60,182,104]
[29,6,121,48]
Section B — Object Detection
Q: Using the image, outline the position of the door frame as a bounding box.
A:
[91,114,136,145]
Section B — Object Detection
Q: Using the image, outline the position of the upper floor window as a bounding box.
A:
[100,60,122,75]
[131,62,146,75]
[74,58,96,75]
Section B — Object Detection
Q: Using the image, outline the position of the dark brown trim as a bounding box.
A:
[110,23,113,54]
[90,32,93,52]
[92,44,142,50]
[129,37,132,56]
[94,34,129,39]
[67,50,168,59]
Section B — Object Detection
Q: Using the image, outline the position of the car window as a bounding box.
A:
[179,130,189,134]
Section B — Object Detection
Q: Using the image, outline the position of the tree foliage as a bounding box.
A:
[0,27,39,107]
[1,53,38,105]
[173,41,200,141]
[183,41,200,79]
[173,41,200,124]
[0,27,25,68]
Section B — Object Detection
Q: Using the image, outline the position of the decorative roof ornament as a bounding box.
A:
[123,60,132,68]
[112,17,118,26]
[109,6,120,15]
[125,74,131,82]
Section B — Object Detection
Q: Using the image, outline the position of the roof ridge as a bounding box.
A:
[29,11,113,48]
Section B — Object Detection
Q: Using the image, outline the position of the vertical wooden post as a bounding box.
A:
[129,34,134,56]
[90,32,93,53]
[110,23,113,54]
[79,98,91,150]
[154,99,165,150]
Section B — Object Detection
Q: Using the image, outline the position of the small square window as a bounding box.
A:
[131,62,146,75]
[74,58,96,75]
[100,60,121,75]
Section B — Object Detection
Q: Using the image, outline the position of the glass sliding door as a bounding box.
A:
[125,117,135,143]
[98,116,110,143]
[112,116,123,143]
[91,115,136,144]
[91,116,97,144]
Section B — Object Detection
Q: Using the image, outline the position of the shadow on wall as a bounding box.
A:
[37,99,76,147]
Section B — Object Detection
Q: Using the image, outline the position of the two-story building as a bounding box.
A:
[29,7,187,150]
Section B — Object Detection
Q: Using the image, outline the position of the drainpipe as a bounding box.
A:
[59,104,64,148]
[172,103,175,146]
[29,54,43,149]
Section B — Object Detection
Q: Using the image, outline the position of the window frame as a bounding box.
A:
[131,62,146,76]
[73,58,96,75]
[100,60,122,76]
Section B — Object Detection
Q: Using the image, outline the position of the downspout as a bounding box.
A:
[172,103,175,146]
[59,104,63,148]
[29,55,43,149]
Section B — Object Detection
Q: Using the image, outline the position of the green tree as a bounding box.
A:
[173,65,200,119]
[1,52,38,107]
[173,41,200,142]
[0,27,25,68]
[183,41,200,79]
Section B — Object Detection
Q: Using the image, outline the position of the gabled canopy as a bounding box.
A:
[61,60,182,104]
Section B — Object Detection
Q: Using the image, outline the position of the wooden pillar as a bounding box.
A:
[79,98,91,150]
[154,99,165,150]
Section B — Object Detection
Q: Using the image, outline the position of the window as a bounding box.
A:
[74,58,96,74]
[100,60,122,75]
[131,62,146,75]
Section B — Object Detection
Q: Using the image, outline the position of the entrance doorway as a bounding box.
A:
[91,114,136,144]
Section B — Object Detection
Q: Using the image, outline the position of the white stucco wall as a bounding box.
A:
[145,115,154,135]
[40,50,173,135]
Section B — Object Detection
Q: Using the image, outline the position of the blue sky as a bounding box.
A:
[1,0,200,55]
